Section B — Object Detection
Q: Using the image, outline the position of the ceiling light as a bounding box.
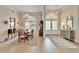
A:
[23,13,30,18]
[55,11,58,14]
[25,13,29,17]
[55,5,59,14]
[23,15,26,18]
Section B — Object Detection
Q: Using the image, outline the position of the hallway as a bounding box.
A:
[0,5,79,53]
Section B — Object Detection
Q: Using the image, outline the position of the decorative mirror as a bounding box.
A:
[66,16,73,30]
[10,17,15,29]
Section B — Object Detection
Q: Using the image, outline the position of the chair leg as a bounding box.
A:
[18,38,20,43]
[26,37,28,40]
[24,39,25,43]
[18,39,20,43]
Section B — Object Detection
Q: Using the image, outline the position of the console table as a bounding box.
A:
[61,30,75,41]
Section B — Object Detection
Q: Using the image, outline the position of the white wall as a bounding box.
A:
[0,6,19,42]
[76,6,79,43]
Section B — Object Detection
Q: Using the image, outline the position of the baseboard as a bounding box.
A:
[45,34,60,36]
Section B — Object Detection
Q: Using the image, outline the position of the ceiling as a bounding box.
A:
[6,5,70,13]
[46,5,70,11]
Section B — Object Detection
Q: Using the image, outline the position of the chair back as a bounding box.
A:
[18,29,24,36]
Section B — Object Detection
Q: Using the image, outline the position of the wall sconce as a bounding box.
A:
[4,19,8,24]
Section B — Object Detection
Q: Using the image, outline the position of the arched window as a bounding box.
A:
[45,12,58,31]
[46,13,58,19]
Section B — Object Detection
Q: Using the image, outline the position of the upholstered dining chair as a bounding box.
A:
[18,29,26,43]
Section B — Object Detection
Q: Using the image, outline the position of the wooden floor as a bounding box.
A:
[0,36,79,53]
[0,37,57,53]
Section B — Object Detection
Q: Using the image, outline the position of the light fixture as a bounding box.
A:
[25,13,29,17]
[55,11,58,14]
[23,12,30,19]
[23,6,31,19]
[23,15,26,18]
[55,5,58,14]
[4,19,8,24]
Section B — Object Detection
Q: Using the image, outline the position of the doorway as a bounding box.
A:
[39,20,43,36]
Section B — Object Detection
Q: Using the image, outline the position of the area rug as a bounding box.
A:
[49,36,78,48]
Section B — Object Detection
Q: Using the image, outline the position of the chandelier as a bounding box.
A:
[55,5,59,14]
[23,12,30,19]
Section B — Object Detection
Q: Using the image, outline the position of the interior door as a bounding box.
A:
[39,20,43,36]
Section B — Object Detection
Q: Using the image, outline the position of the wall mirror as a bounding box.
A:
[10,17,15,29]
[8,17,16,39]
[66,16,73,30]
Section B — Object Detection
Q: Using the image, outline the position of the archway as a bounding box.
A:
[25,16,37,38]
[45,12,58,35]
